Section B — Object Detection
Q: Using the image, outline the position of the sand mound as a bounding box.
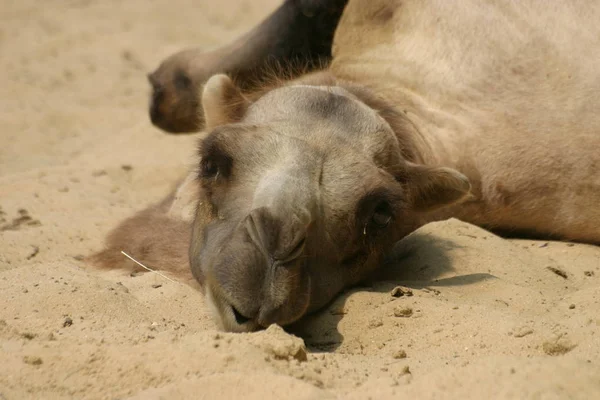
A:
[1,0,599,398]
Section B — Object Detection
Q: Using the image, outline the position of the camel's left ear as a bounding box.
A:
[397,163,472,212]
[202,74,250,130]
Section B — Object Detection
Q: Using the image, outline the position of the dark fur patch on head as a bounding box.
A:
[174,70,193,90]
[198,129,234,181]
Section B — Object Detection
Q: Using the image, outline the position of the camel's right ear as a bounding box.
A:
[202,74,250,130]
[398,163,472,212]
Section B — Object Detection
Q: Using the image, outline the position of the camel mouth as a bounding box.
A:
[205,285,260,332]
[200,233,314,332]
[231,306,252,325]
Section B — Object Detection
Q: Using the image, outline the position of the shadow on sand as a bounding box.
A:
[288,229,497,352]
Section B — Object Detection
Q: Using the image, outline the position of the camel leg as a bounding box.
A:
[148,0,348,133]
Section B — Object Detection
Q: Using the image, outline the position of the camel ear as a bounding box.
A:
[399,163,471,212]
[202,74,249,130]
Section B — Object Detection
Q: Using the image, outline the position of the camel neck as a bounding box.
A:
[332,77,464,169]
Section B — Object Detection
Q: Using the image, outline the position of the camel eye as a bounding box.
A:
[371,201,392,228]
[198,146,232,180]
[201,158,219,178]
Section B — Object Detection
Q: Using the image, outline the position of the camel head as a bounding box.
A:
[190,74,471,332]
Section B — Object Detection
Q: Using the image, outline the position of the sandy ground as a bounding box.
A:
[1,1,600,399]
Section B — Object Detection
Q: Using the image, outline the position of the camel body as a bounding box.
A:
[330,0,600,242]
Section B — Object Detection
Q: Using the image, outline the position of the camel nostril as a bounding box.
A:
[232,306,251,325]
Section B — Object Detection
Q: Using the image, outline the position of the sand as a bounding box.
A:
[1,1,599,399]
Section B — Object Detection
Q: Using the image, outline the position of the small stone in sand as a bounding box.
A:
[393,349,407,359]
[512,326,534,338]
[26,246,39,260]
[542,341,576,356]
[259,325,308,362]
[584,271,594,277]
[63,317,73,327]
[569,304,575,309]
[546,266,568,279]
[151,284,162,289]
[390,286,413,298]
[394,307,413,318]
[23,356,43,366]
[21,332,36,340]
[368,318,383,328]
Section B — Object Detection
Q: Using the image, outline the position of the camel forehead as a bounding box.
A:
[244,85,388,132]
[211,85,403,173]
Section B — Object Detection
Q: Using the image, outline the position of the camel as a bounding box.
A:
[94,0,600,332]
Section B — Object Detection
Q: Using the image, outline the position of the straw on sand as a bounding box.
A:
[120,250,177,284]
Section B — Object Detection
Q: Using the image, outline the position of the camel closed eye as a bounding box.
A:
[357,189,400,237]
[371,201,393,228]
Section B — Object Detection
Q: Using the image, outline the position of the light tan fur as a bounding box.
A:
[94,0,600,332]
[332,0,600,242]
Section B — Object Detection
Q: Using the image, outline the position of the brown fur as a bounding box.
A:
[89,190,194,282]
